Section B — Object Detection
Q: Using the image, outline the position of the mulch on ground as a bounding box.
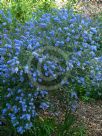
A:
[76,101,102,136]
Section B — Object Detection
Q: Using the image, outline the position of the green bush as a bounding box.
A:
[0,0,56,22]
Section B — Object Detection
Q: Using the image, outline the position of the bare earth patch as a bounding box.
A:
[55,0,102,17]
[76,101,102,136]
[76,0,102,17]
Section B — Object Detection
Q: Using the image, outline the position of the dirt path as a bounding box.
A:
[76,101,102,136]
[55,0,67,8]
[55,0,102,17]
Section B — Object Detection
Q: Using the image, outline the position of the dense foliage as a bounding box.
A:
[0,1,102,135]
[0,0,56,22]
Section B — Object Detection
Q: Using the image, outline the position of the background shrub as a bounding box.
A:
[0,0,56,23]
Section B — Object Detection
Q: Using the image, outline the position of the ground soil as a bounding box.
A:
[76,101,102,136]
[55,0,102,17]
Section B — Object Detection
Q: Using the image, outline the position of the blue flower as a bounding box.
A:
[4,44,12,49]
[49,31,55,36]
[40,102,49,110]
[53,17,60,23]
[82,42,89,48]
[12,67,18,73]
[17,89,22,93]
[6,103,11,109]
[12,106,18,114]
[78,25,82,30]
[2,109,7,115]
[17,126,24,134]
[12,121,19,127]
[34,91,39,97]
[39,23,47,28]
[40,90,48,97]
[78,77,85,84]
[90,27,97,34]
[71,92,78,99]
[71,101,78,112]
[26,114,31,121]
[24,65,29,74]
[90,46,97,51]
[71,30,75,34]
[25,122,33,129]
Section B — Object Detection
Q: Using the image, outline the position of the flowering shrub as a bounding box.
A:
[0,8,102,134]
[89,56,102,99]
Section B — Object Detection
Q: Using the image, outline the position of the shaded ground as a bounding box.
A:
[76,101,102,136]
[45,95,102,136]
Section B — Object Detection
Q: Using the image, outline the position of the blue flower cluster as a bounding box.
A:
[0,9,13,32]
[89,56,102,97]
[1,88,48,134]
[0,8,102,134]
